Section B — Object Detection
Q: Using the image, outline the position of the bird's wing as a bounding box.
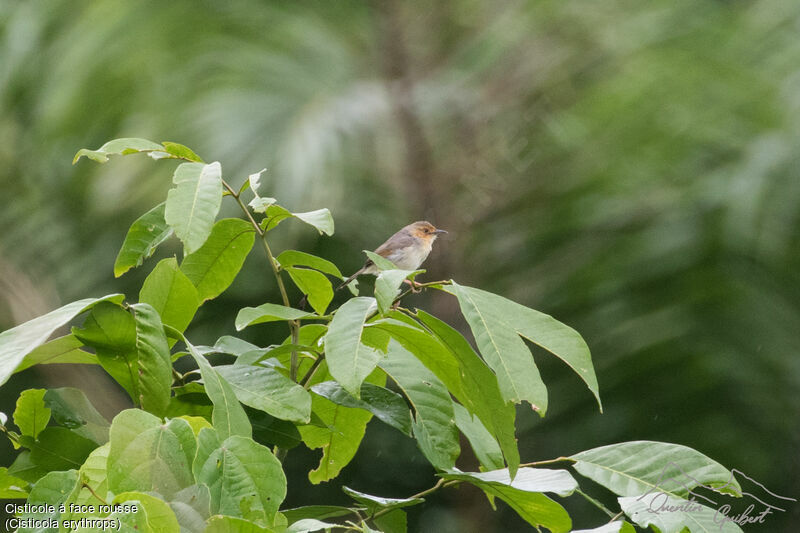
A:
[374,231,417,257]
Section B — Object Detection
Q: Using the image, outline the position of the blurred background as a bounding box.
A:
[1,0,799,531]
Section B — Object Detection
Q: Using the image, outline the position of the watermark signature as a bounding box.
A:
[634,462,796,530]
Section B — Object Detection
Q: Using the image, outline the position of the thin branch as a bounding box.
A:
[82,482,108,506]
[300,353,326,389]
[608,511,625,523]
[392,279,453,305]
[370,478,454,520]
[518,456,574,468]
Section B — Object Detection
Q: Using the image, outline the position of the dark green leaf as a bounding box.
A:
[204,515,272,533]
[453,403,504,471]
[130,303,173,416]
[374,509,407,533]
[44,387,110,444]
[311,381,412,436]
[162,141,205,162]
[16,470,80,532]
[0,294,124,387]
[22,426,97,471]
[164,162,223,254]
[180,218,255,302]
[379,340,460,471]
[114,202,173,277]
[14,335,96,373]
[342,486,424,514]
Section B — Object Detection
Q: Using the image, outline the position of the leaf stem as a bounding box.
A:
[221,178,301,381]
[518,456,574,468]
[82,482,108,506]
[391,279,453,304]
[300,353,326,389]
[575,488,617,519]
[370,478,454,520]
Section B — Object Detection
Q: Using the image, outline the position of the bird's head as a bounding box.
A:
[408,221,448,242]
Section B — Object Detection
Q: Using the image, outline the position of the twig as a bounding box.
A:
[608,511,625,523]
[82,482,108,506]
[300,354,326,389]
[518,456,573,468]
[391,279,453,305]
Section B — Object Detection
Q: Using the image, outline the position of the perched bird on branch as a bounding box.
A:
[337,221,447,291]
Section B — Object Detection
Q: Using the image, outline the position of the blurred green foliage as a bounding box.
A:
[1,0,798,530]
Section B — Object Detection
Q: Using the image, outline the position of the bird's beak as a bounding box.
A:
[434,229,448,235]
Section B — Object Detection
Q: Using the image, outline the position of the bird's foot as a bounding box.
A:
[403,279,422,293]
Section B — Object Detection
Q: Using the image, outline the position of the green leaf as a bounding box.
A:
[444,282,548,412]
[180,218,256,302]
[249,196,277,213]
[165,161,223,254]
[73,137,164,164]
[14,334,96,373]
[130,303,173,416]
[13,389,51,439]
[216,364,312,423]
[114,491,182,533]
[204,515,273,533]
[0,294,124,387]
[446,282,602,412]
[452,403,504,471]
[22,426,97,472]
[114,202,173,277]
[168,484,212,533]
[363,250,397,271]
[107,409,194,500]
[193,435,286,523]
[43,387,110,445]
[140,258,200,333]
[75,442,109,506]
[441,468,577,532]
[249,409,302,449]
[162,141,205,162]
[373,510,407,533]
[16,470,80,532]
[414,311,519,476]
[297,368,381,484]
[260,205,334,235]
[619,493,744,533]
[342,486,424,514]
[379,340,460,471]
[0,467,28,499]
[184,337,252,439]
[374,269,420,314]
[570,441,743,498]
[276,250,343,279]
[235,303,316,330]
[285,267,333,315]
[286,519,339,533]
[311,381,412,436]
[325,296,382,398]
[213,336,261,356]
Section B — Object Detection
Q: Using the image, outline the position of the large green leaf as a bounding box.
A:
[114,202,173,277]
[297,366,380,484]
[164,161,223,254]
[204,515,273,533]
[235,303,316,330]
[570,441,742,498]
[414,311,519,476]
[193,434,286,523]
[162,141,204,162]
[452,403,504,471]
[216,364,312,423]
[130,303,173,416]
[140,258,200,333]
[107,409,194,500]
[21,426,98,472]
[73,137,164,164]
[379,340,460,471]
[441,468,577,532]
[13,389,51,439]
[180,218,255,302]
[325,296,382,398]
[16,470,81,533]
[373,269,420,315]
[184,337,252,439]
[43,387,110,445]
[619,493,744,533]
[446,282,602,411]
[113,491,182,533]
[311,381,412,436]
[276,250,343,279]
[168,484,211,533]
[0,294,123,387]
[14,335,96,373]
[285,267,333,315]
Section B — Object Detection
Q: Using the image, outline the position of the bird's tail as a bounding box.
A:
[336,267,365,291]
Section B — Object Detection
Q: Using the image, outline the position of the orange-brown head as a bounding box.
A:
[407,221,448,242]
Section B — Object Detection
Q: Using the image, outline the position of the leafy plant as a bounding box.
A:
[0,139,747,532]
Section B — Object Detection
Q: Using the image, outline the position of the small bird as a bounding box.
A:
[337,221,447,290]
